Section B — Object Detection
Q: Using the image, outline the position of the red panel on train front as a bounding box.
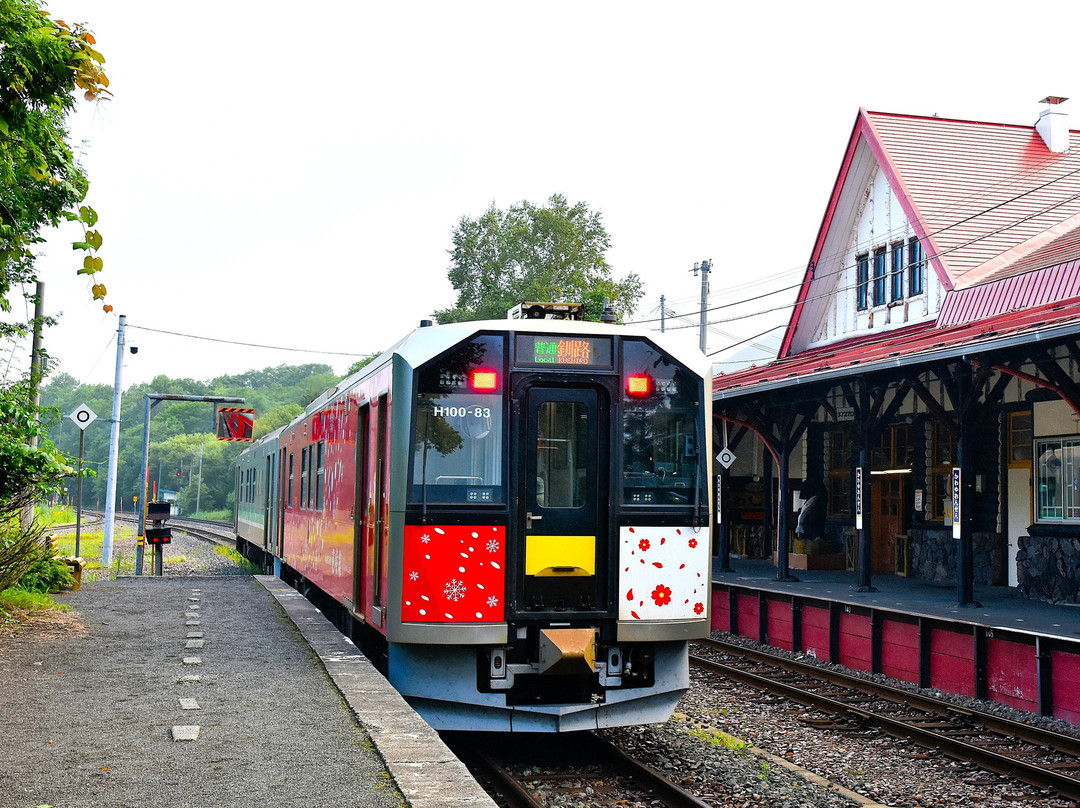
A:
[400,525,506,623]
[736,596,759,643]
[930,627,975,697]
[837,612,871,672]
[800,605,831,661]
[986,637,1038,712]
[766,600,793,651]
[1053,649,1080,724]
[880,619,919,684]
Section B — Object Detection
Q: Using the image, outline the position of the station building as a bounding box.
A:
[713,98,1080,606]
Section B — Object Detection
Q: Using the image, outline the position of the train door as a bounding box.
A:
[368,394,389,627]
[352,403,370,615]
[277,447,287,557]
[263,454,273,550]
[518,385,609,614]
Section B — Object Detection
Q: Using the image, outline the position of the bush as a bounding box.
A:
[15,540,74,594]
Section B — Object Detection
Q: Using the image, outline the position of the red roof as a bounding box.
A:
[778,108,1080,359]
[714,294,1080,399]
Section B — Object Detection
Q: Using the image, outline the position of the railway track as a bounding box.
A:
[166,516,235,547]
[692,636,1080,800]
[445,731,713,808]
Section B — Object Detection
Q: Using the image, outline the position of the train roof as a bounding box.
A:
[280,319,711,429]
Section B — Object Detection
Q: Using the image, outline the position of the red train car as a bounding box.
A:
[235,315,712,731]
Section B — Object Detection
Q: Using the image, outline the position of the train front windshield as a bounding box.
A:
[411,334,505,505]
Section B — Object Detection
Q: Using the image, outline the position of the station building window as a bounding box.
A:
[1008,411,1033,468]
[929,423,956,521]
[826,429,853,516]
[1036,436,1080,522]
[855,237,926,310]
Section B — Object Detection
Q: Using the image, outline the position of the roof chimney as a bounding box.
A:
[1036,95,1070,153]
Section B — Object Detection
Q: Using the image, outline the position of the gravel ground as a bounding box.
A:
[598,633,1080,808]
[0,529,404,808]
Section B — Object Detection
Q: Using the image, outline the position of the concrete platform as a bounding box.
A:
[0,575,496,808]
[257,575,497,808]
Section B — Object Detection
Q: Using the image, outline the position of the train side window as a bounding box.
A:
[621,339,706,507]
[315,440,325,510]
[411,334,506,505]
[287,452,294,508]
[300,447,308,510]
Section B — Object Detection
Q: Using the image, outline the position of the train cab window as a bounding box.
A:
[412,335,505,505]
[536,401,588,508]
[621,339,706,507]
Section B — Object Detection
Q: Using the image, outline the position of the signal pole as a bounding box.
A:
[691,259,711,353]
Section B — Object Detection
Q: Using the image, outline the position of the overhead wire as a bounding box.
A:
[128,323,375,358]
[633,162,1080,332]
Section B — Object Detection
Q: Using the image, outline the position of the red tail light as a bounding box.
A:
[470,370,499,391]
[626,374,652,397]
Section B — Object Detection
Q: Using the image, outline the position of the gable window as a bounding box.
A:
[891,242,904,301]
[856,253,869,310]
[873,247,887,306]
[908,238,925,296]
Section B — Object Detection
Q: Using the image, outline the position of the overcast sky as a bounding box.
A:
[4,1,1079,390]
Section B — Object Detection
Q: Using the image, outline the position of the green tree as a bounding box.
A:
[0,381,74,590]
[435,194,642,324]
[0,0,111,331]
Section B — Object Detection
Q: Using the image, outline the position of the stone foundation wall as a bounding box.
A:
[908,528,1000,585]
[1016,535,1080,604]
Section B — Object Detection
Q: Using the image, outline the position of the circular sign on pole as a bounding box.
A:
[716,448,737,469]
[68,403,98,431]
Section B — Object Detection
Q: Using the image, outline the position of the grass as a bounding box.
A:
[686,725,749,754]
[52,528,138,580]
[214,545,260,574]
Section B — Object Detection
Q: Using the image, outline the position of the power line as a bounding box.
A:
[128,323,374,358]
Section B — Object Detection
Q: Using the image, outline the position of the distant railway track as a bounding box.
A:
[692,636,1080,800]
[445,731,713,808]
[166,516,235,548]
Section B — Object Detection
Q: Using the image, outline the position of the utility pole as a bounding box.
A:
[22,282,46,530]
[691,259,711,353]
[102,314,127,566]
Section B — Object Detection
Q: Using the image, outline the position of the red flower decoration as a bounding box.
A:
[638,538,650,551]
[694,602,705,615]
[688,537,698,549]
[650,584,672,607]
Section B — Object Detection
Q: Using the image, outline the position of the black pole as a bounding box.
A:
[715,466,734,573]
[856,442,876,592]
[776,449,797,582]
[956,422,979,606]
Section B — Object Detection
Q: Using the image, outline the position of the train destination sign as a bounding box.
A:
[516,335,612,368]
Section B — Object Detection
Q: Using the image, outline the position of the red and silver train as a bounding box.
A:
[235,314,712,731]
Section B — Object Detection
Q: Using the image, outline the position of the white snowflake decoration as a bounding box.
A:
[486,595,498,608]
[444,579,467,602]
[409,571,419,581]
[420,533,431,544]
[486,538,500,553]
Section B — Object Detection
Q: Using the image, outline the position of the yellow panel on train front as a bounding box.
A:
[525,535,595,576]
